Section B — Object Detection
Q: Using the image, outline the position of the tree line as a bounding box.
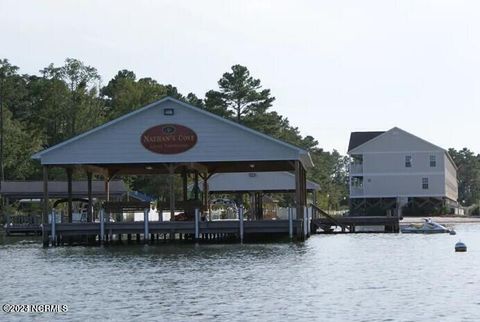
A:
[1,58,479,212]
[0,58,348,210]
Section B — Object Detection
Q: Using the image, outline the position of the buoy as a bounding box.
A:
[455,241,467,252]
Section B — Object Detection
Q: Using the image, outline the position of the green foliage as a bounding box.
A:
[3,107,42,179]
[206,65,275,123]
[448,148,480,206]
[0,58,351,207]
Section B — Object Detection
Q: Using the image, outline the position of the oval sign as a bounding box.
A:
[141,124,197,154]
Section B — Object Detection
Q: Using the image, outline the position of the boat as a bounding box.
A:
[400,218,451,234]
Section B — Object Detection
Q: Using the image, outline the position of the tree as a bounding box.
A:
[101,70,169,120]
[208,65,275,123]
[38,58,105,143]
[448,148,480,206]
[2,107,42,179]
[203,90,232,118]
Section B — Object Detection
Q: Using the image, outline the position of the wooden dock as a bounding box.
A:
[310,204,399,233]
[42,219,306,246]
[4,224,42,236]
[311,215,399,233]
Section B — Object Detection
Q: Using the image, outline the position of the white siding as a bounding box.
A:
[444,154,458,201]
[349,128,458,201]
[38,100,305,165]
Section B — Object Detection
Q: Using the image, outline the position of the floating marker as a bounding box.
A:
[455,241,467,252]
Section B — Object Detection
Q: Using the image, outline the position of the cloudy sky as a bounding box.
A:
[1,0,479,153]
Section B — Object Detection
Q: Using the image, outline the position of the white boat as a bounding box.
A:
[400,218,451,234]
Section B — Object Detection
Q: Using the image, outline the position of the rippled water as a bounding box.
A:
[1,225,480,321]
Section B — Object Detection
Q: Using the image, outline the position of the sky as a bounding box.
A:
[1,0,479,154]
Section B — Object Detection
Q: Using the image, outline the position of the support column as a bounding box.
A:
[194,208,200,240]
[42,166,49,247]
[182,168,188,202]
[67,168,73,223]
[105,177,110,201]
[239,206,244,242]
[169,166,175,221]
[288,207,293,239]
[144,208,149,243]
[295,160,306,219]
[87,172,93,222]
[203,173,209,220]
[194,171,199,200]
[255,192,263,220]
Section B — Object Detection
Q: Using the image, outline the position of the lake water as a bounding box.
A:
[1,224,480,321]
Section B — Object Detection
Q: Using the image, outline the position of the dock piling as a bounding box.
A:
[50,210,56,246]
[239,206,244,242]
[99,209,105,244]
[194,208,200,240]
[143,208,149,243]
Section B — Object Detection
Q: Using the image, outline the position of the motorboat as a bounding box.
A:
[400,218,451,234]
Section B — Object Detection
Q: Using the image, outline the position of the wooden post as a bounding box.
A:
[87,171,93,222]
[295,161,302,219]
[105,177,110,202]
[239,206,244,242]
[307,206,312,237]
[42,166,49,247]
[194,208,200,240]
[182,168,188,201]
[202,173,210,221]
[67,168,73,223]
[294,160,307,224]
[99,209,105,244]
[256,192,263,220]
[288,207,293,239]
[303,206,308,239]
[169,167,175,221]
[194,171,199,200]
[51,209,56,246]
[144,208,149,243]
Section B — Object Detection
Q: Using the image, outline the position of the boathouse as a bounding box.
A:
[32,97,314,245]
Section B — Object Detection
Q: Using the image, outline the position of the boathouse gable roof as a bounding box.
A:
[33,97,313,168]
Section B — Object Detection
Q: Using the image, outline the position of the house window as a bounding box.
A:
[430,155,436,167]
[422,178,429,190]
[405,155,412,168]
[351,176,363,188]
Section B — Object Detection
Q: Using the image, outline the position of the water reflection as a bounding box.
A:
[1,225,480,321]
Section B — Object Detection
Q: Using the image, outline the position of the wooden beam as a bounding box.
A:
[294,160,302,219]
[67,168,73,223]
[182,167,188,202]
[87,171,93,222]
[42,166,49,246]
[194,171,199,200]
[104,177,110,202]
[43,166,49,224]
[168,165,175,221]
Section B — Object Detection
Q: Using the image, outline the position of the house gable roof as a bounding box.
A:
[348,127,457,169]
[347,131,385,152]
[32,97,313,169]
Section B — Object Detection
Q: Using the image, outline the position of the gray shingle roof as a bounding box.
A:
[348,131,385,152]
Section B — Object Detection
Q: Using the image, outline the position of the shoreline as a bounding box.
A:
[401,216,480,224]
